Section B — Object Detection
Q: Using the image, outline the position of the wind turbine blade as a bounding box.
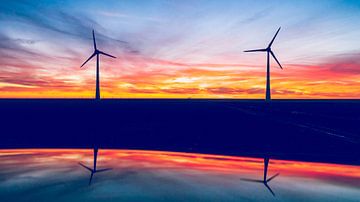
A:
[97,168,112,173]
[92,30,97,50]
[240,178,263,183]
[99,51,116,58]
[270,51,283,69]
[267,173,280,182]
[264,183,276,197]
[244,48,267,52]
[79,162,93,172]
[268,27,281,48]
[80,52,96,68]
[89,172,94,185]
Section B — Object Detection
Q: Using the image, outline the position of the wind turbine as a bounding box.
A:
[244,27,283,101]
[81,30,116,100]
[79,146,112,185]
[241,157,280,196]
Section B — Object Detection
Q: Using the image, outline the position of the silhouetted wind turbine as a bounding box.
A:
[244,27,283,101]
[79,146,111,185]
[241,157,280,196]
[81,30,116,100]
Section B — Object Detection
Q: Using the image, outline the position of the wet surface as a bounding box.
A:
[0,149,359,202]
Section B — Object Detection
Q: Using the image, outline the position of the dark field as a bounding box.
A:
[0,99,359,165]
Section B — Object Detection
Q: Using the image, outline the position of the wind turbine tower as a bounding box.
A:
[244,27,284,101]
[81,30,116,100]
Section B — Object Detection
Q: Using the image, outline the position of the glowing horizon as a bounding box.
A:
[1,0,360,98]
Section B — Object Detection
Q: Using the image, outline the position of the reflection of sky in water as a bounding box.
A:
[0,149,359,201]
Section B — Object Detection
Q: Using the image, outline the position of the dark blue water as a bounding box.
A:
[0,99,359,165]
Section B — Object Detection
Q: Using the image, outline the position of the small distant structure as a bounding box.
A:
[79,146,112,185]
[241,157,280,196]
[244,27,284,101]
[80,30,116,100]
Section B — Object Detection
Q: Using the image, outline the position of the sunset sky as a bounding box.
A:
[0,0,360,98]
